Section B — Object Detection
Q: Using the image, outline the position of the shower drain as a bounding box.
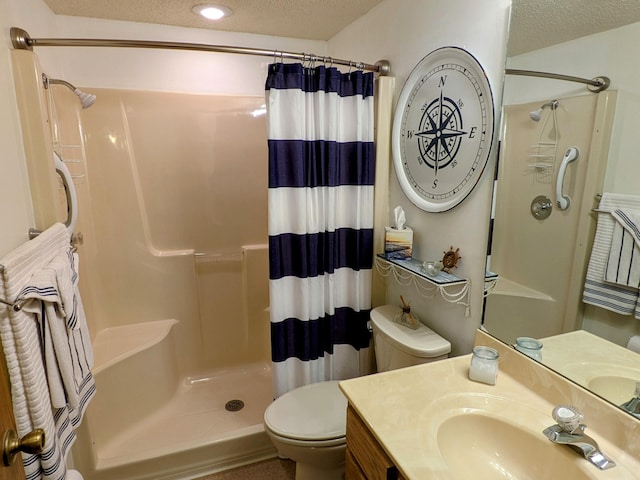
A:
[225,399,245,412]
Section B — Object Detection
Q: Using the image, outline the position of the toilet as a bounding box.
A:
[263,304,451,480]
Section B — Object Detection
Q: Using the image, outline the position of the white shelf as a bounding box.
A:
[375,254,471,316]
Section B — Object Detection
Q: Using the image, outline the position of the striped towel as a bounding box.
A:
[605,209,640,288]
[0,223,95,480]
[583,194,640,319]
[18,247,94,410]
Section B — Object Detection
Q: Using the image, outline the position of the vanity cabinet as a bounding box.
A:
[345,405,406,480]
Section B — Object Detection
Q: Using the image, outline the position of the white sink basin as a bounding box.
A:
[438,413,590,479]
[421,393,637,480]
[560,363,640,404]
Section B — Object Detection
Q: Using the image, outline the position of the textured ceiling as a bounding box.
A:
[42,0,640,56]
[509,0,640,55]
[41,0,386,42]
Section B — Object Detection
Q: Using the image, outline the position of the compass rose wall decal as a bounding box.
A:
[392,47,495,212]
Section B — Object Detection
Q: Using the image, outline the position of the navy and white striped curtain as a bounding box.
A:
[266,63,374,398]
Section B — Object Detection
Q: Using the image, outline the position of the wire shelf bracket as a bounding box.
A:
[374,255,471,316]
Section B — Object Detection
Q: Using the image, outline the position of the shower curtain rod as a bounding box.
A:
[12,27,612,90]
[10,27,391,75]
[505,68,610,92]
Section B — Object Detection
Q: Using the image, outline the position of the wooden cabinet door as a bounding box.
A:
[0,350,26,480]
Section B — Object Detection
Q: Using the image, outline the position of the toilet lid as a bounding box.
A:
[264,381,347,441]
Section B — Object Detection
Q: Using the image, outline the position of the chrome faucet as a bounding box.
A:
[619,382,640,419]
[543,405,616,470]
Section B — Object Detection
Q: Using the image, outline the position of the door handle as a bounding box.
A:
[2,429,45,466]
[555,147,579,210]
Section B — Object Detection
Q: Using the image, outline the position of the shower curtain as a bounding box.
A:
[266,62,374,398]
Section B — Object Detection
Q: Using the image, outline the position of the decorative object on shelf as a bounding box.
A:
[423,260,443,277]
[392,46,495,212]
[384,206,413,259]
[393,295,420,330]
[442,246,461,272]
[374,254,471,316]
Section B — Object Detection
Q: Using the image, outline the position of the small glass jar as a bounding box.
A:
[469,346,499,385]
[515,337,543,361]
[423,261,441,277]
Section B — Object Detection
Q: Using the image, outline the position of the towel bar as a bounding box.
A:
[0,297,23,311]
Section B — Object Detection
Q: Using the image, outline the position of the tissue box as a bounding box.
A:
[384,226,413,259]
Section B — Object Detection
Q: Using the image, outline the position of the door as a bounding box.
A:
[0,350,26,480]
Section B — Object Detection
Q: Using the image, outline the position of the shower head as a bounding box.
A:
[43,75,96,109]
[529,99,558,121]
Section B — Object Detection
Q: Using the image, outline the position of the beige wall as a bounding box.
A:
[0,3,37,255]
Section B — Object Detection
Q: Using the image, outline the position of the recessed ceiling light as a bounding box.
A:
[192,4,233,21]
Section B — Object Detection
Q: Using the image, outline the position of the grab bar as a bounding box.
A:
[0,297,24,312]
[555,147,579,210]
[29,152,79,240]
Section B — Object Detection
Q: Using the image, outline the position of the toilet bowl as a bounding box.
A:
[263,305,451,479]
[263,381,347,480]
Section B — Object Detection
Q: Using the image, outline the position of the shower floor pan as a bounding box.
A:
[78,320,276,480]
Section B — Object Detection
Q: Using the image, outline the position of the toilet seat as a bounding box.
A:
[264,428,346,448]
[264,381,347,442]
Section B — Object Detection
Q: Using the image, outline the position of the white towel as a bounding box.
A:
[18,248,94,409]
[605,208,640,288]
[583,193,640,319]
[0,223,95,480]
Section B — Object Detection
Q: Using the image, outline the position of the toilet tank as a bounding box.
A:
[370,305,451,372]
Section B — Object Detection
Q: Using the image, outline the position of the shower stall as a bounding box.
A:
[69,89,274,480]
[16,52,276,479]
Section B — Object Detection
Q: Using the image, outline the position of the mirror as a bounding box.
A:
[484,5,640,418]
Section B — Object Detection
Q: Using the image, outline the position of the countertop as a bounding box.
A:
[339,330,640,479]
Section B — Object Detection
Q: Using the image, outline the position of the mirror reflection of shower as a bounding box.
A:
[484,93,611,345]
[43,74,96,109]
[529,99,558,121]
